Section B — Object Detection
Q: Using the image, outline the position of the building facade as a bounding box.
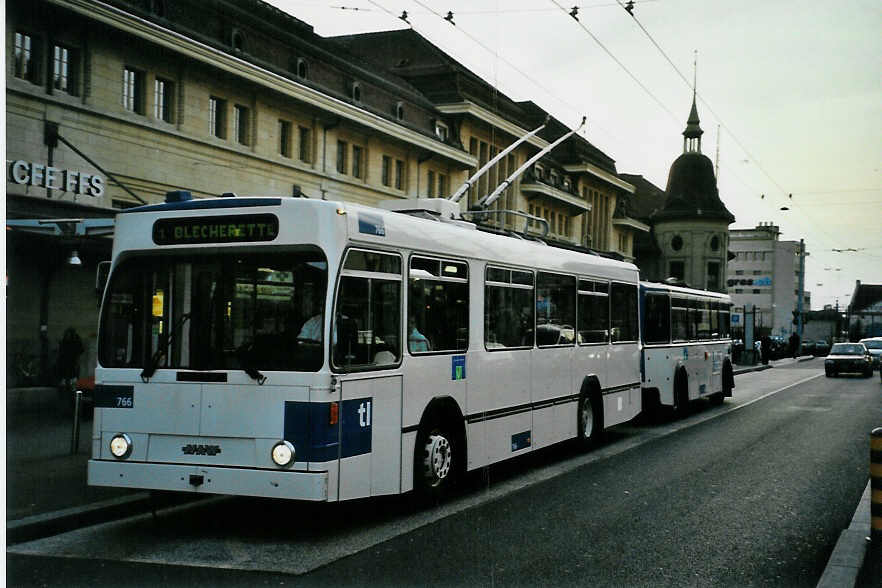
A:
[726,222,811,338]
[6,0,645,386]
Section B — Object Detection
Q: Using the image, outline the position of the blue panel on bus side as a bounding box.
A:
[283,401,339,462]
[358,212,386,236]
[340,398,372,459]
[511,431,531,452]
[451,355,466,380]
[283,399,372,462]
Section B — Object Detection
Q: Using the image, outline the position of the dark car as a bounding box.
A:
[813,340,830,357]
[824,342,873,377]
[858,337,882,370]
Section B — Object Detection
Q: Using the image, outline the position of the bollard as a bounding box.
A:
[70,389,82,455]
[872,427,882,542]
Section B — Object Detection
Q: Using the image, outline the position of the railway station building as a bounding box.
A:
[6,0,647,388]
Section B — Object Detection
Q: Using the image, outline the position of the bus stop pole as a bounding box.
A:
[70,389,82,455]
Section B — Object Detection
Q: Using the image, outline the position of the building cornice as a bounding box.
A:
[48,0,477,168]
[520,182,590,212]
[612,217,650,233]
[564,163,635,193]
[436,102,550,150]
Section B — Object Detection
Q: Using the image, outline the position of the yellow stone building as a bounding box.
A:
[6,0,646,386]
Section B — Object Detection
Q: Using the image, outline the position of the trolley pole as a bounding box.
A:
[70,389,82,455]
[796,239,805,339]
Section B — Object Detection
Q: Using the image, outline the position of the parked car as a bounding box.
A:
[800,339,815,356]
[858,337,882,370]
[813,340,830,357]
[824,342,873,377]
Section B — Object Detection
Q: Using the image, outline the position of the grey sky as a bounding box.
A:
[268,0,881,309]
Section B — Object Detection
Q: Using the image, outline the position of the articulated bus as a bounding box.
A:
[89,192,643,502]
[639,281,734,414]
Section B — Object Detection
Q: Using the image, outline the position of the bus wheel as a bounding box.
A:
[577,392,603,449]
[415,424,457,499]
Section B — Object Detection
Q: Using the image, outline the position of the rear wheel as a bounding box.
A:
[673,369,690,417]
[577,392,603,449]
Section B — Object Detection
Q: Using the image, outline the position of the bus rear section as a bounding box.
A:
[640,282,734,413]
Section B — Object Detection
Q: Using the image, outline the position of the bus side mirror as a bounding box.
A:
[96,261,111,306]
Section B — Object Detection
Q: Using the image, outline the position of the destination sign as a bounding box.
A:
[153,214,279,245]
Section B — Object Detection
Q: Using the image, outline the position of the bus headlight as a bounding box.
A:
[109,433,133,459]
[271,440,295,467]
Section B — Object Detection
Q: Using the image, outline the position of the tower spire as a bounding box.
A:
[683,50,703,153]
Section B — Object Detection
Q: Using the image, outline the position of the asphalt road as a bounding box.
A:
[7,363,881,587]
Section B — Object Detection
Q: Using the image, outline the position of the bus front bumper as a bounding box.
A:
[88,459,328,501]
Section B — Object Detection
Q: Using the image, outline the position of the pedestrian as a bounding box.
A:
[789,331,800,359]
[760,334,771,365]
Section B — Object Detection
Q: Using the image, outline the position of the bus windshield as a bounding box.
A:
[99,249,328,372]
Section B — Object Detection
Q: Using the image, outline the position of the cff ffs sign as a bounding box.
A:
[7,160,105,197]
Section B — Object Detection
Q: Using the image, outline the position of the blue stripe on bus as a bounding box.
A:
[120,198,282,214]
[283,398,372,462]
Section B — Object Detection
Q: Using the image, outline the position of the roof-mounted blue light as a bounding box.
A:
[165,190,192,203]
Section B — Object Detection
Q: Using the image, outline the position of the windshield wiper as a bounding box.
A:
[141,313,191,382]
[236,342,267,385]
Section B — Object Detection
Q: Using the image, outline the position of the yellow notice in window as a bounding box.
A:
[152,291,164,317]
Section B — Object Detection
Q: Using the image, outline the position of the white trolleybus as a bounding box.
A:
[639,281,735,415]
[88,190,645,503]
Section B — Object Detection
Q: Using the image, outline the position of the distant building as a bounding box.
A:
[726,223,810,337]
[626,95,735,291]
[847,281,882,338]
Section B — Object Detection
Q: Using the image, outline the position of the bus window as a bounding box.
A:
[536,272,576,346]
[610,282,638,343]
[99,250,328,372]
[687,298,699,340]
[719,303,731,338]
[333,249,401,370]
[578,280,608,344]
[709,301,720,339]
[643,292,670,344]
[697,298,711,339]
[408,256,468,354]
[671,296,689,342]
[485,267,534,349]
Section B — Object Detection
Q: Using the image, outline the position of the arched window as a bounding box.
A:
[231,29,245,53]
[296,58,308,80]
[351,82,362,104]
[710,235,720,252]
[671,234,684,251]
[395,101,405,121]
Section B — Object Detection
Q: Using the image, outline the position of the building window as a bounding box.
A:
[52,44,76,95]
[278,120,292,158]
[381,155,392,187]
[154,78,174,122]
[735,270,744,275]
[752,289,761,294]
[209,96,226,138]
[438,174,448,198]
[669,261,685,280]
[351,82,362,103]
[336,140,348,174]
[395,101,405,121]
[394,159,404,190]
[435,121,449,141]
[123,67,145,114]
[298,126,311,163]
[352,145,364,179]
[234,105,250,145]
[671,235,684,251]
[707,261,720,290]
[13,32,39,83]
[296,58,309,79]
[427,170,435,197]
[231,29,246,53]
[710,235,720,251]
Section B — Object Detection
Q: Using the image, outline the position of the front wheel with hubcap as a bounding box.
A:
[414,425,458,500]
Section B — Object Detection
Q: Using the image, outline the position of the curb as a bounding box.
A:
[6,492,204,545]
[817,481,871,588]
